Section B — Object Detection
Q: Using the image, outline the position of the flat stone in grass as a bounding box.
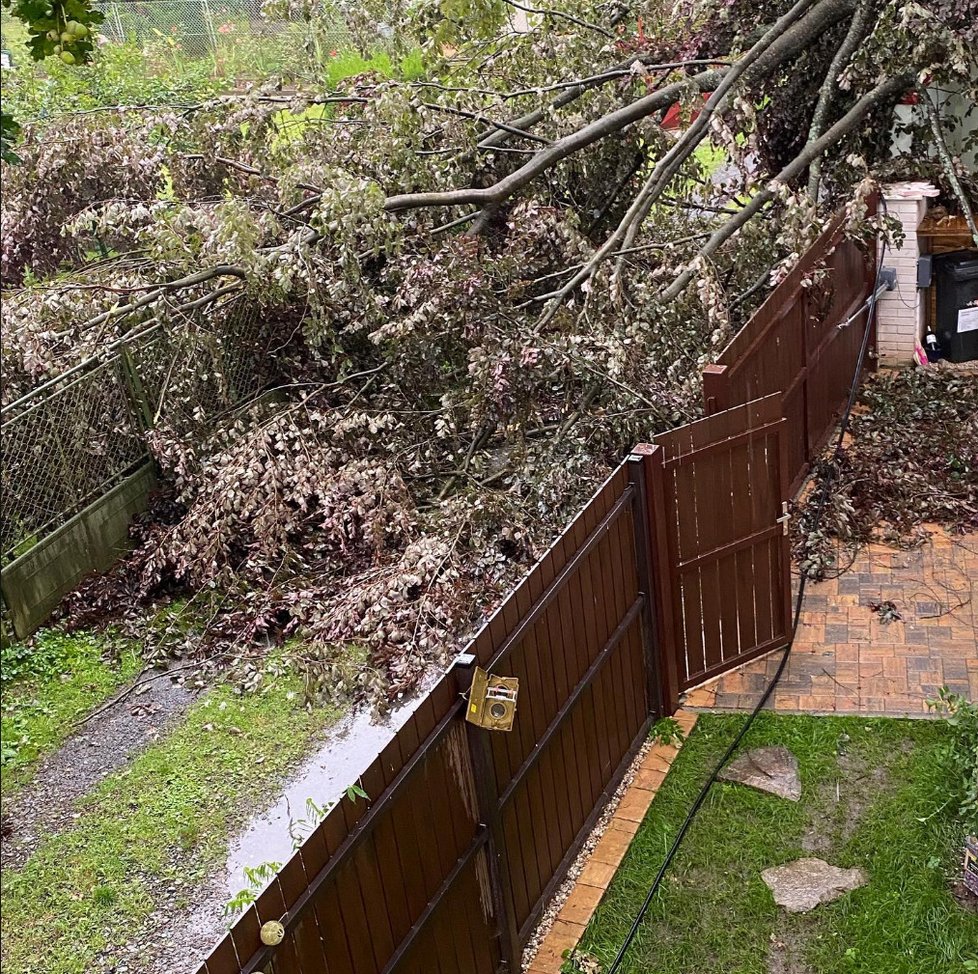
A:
[718,746,802,801]
[762,858,867,913]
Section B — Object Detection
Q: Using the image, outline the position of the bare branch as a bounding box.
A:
[807,0,874,199]
[499,0,615,38]
[65,266,248,334]
[421,102,552,145]
[659,73,913,302]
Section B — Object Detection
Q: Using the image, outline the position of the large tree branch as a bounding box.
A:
[658,73,913,302]
[384,0,856,216]
[478,13,843,151]
[807,0,873,199]
[385,73,724,213]
[530,0,829,325]
[476,58,717,152]
[618,0,821,252]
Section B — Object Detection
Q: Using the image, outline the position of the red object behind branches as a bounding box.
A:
[661,93,712,130]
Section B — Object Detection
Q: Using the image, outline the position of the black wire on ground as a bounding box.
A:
[603,231,890,974]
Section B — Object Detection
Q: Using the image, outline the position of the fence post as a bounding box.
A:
[111,2,125,42]
[702,363,730,415]
[201,0,220,52]
[453,654,520,972]
[796,287,814,468]
[118,346,155,432]
[626,449,664,721]
[634,444,681,714]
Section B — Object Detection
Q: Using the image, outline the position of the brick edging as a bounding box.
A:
[524,709,699,973]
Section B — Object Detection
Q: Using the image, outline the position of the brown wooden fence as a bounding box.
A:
[640,395,792,700]
[197,463,659,974]
[702,207,877,491]
[197,217,874,974]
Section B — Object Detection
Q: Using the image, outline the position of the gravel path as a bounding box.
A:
[139,698,424,974]
[1,670,195,871]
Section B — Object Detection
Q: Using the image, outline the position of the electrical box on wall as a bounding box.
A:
[917,254,933,289]
[466,667,519,732]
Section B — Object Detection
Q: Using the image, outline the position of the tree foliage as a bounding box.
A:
[2,0,976,700]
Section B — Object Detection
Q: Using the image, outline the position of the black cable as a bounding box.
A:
[603,229,890,974]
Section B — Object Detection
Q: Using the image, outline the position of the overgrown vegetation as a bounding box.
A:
[0,631,140,795]
[795,369,978,579]
[2,0,974,703]
[0,654,348,974]
[930,688,978,839]
[577,713,978,974]
[0,22,424,124]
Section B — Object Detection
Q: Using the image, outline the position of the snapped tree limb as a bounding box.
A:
[806,0,874,199]
[384,0,856,216]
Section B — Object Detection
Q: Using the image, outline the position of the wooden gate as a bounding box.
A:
[635,395,792,708]
[701,207,877,492]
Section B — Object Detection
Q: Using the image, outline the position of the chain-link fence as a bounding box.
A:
[93,0,356,75]
[0,294,271,563]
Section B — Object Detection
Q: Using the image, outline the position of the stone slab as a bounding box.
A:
[762,858,867,913]
[719,746,802,801]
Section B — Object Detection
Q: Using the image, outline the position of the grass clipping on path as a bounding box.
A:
[0,664,344,974]
[1,631,141,798]
[579,713,978,974]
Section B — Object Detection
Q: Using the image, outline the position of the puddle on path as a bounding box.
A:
[223,689,426,896]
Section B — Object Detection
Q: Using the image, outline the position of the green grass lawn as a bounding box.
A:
[1,630,142,797]
[577,713,978,974]
[0,655,348,974]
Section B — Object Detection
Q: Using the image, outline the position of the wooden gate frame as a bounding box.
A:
[633,394,792,712]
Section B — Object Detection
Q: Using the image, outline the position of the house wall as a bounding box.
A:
[876,182,939,364]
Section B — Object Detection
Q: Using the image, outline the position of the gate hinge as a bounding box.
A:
[776,501,790,536]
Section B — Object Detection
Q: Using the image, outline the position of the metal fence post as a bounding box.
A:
[118,346,155,432]
[110,1,125,43]
[626,449,664,721]
[452,654,520,972]
[201,0,220,52]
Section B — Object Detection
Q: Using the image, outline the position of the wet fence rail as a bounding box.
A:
[199,219,876,973]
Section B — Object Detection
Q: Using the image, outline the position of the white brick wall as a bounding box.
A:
[876,183,938,364]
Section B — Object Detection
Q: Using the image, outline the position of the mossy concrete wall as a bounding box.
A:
[0,463,155,638]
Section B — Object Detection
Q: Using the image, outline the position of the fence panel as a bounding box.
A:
[642,395,791,701]
[200,673,500,974]
[702,209,876,490]
[0,357,146,562]
[199,462,660,974]
[468,462,656,950]
[1,294,274,635]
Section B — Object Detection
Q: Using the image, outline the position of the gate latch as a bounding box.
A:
[776,501,790,536]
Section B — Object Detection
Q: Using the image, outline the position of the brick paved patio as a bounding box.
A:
[684,527,977,717]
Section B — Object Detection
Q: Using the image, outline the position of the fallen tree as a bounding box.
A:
[2,0,975,700]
